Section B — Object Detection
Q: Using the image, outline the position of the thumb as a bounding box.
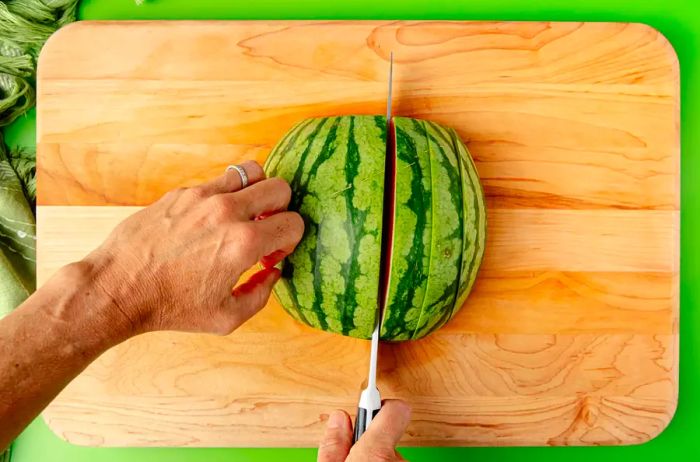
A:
[318,410,353,462]
[229,267,281,325]
[349,400,411,461]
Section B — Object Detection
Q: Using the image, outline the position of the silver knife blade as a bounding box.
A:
[369,50,393,388]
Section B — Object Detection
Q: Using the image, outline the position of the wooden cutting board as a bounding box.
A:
[36,20,680,447]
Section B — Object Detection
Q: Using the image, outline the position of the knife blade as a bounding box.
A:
[353,51,393,444]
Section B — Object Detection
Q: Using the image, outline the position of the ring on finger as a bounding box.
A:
[226,164,249,188]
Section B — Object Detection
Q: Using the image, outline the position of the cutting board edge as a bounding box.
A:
[36,19,681,81]
[40,389,679,448]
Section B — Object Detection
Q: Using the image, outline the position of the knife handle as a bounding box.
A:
[353,406,381,443]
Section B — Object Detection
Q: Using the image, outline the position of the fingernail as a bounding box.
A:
[328,411,345,429]
[261,250,287,269]
[387,399,411,419]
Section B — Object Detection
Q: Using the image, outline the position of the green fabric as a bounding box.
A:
[0,0,79,126]
[0,0,77,311]
[0,0,81,310]
[0,133,35,318]
[0,54,34,127]
[0,2,81,460]
[7,145,36,207]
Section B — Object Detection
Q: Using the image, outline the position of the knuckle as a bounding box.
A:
[272,177,292,199]
[243,160,264,179]
[237,224,260,247]
[260,177,291,206]
[163,186,186,200]
[185,186,207,201]
[208,195,235,220]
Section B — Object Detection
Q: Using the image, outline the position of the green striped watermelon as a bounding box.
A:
[264,115,486,341]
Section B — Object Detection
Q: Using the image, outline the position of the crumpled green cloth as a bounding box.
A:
[0,133,35,319]
[0,0,79,126]
[1,0,80,315]
[1,1,80,459]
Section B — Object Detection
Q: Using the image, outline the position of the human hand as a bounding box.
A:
[318,400,411,462]
[81,160,303,337]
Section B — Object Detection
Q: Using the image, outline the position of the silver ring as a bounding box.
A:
[226,164,249,188]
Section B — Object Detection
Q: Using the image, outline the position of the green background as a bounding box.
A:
[4,0,698,460]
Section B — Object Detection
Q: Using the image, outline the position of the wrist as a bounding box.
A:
[38,259,137,353]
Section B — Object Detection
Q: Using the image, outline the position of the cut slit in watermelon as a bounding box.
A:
[377,117,396,334]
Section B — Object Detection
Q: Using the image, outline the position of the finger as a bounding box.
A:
[261,249,288,269]
[254,212,274,221]
[239,212,305,268]
[318,410,353,462]
[230,267,281,322]
[235,177,293,219]
[197,160,265,196]
[351,400,411,459]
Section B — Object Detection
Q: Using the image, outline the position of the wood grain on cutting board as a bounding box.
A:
[36,21,680,447]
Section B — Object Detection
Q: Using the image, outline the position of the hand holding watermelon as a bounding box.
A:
[80,160,305,337]
[0,160,307,450]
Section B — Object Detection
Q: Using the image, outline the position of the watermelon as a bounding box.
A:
[264,115,486,341]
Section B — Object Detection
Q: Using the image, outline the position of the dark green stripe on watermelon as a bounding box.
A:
[263,118,316,177]
[410,120,464,339]
[450,128,487,313]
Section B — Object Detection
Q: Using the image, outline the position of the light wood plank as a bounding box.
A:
[484,209,678,272]
[40,21,677,87]
[41,394,677,447]
[42,331,677,447]
[44,395,676,447]
[37,205,679,277]
[37,120,679,209]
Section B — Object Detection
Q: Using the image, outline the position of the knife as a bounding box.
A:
[353,51,393,444]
